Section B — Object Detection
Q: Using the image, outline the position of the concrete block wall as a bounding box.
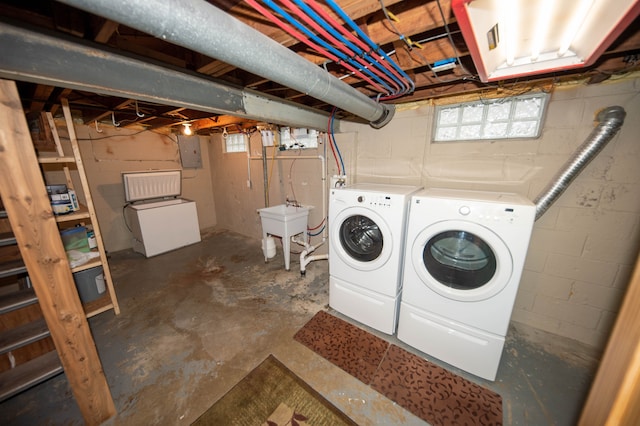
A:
[516,78,640,348]
[352,104,430,187]
[208,132,352,256]
[341,75,640,349]
[71,75,638,350]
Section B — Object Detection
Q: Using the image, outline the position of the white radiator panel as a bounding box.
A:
[122,170,182,202]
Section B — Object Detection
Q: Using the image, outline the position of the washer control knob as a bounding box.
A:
[357,195,365,203]
[459,205,471,216]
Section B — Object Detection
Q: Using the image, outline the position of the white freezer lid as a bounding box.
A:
[127,199,191,209]
[123,170,182,202]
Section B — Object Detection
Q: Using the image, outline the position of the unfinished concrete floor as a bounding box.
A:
[2,229,601,425]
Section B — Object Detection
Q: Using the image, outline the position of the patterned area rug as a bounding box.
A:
[192,354,357,425]
[294,310,503,426]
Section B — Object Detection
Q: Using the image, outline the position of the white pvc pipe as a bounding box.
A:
[292,237,328,274]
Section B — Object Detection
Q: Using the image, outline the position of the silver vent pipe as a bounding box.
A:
[56,0,395,128]
[534,106,626,221]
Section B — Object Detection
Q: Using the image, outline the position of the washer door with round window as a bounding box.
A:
[411,220,513,301]
[331,206,392,271]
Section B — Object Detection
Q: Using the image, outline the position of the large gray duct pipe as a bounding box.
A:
[0,21,331,131]
[56,0,395,128]
[534,106,626,220]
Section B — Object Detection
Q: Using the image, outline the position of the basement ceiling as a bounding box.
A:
[2,0,640,134]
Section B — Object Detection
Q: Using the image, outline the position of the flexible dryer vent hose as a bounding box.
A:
[534,106,626,221]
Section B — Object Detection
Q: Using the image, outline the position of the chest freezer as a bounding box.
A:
[123,170,201,257]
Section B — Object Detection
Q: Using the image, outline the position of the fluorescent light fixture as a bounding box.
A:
[530,0,554,61]
[558,0,596,56]
[502,0,517,66]
[452,0,640,82]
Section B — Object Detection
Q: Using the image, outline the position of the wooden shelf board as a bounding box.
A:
[83,293,114,318]
[37,155,75,164]
[54,205,91,223]
[70,258,102,274]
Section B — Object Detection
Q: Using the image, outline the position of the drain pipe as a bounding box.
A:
[298,154,329,276]
[299,242,329,276]
[57,0,395,128]
[534,106,626,221]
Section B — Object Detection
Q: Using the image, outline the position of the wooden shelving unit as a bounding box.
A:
[54,205,91,223]
[0,81,116,423]
[38,99,120,317]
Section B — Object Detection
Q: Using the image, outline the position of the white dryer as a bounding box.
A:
[397,188,535,380]
[329,183,422,334]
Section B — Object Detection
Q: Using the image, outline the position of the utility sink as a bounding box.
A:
[258,204,312,270]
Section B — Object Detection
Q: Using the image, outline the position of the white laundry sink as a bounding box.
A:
[257,204,312,270]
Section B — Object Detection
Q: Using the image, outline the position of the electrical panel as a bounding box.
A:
[279,127,319,150]
[177,135,202,168]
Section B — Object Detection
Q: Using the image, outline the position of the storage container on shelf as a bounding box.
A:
[60,226,90,253]
[73,266,106,303]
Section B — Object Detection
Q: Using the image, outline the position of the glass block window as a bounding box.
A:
[433,93,548,142]
[224,132,247,153]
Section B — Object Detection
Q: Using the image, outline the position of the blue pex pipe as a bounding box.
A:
[323,0,415,94]
[291,0,404,93]
[260,0,394,93]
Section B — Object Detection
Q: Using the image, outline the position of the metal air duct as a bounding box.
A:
[534,106,626,220]
[56,0,395,128]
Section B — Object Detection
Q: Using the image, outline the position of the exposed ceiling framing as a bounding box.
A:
[1,0,639,134]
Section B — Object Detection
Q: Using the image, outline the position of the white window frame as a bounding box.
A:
[433,92,549,142]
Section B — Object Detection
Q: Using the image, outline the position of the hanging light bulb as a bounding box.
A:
[183,123,192,135]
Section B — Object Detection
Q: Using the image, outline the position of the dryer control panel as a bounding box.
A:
[457,203,528,226]
[358,194,394,208]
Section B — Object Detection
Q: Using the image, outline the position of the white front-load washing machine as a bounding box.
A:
[397,188,535,380]
[329,183,422,334]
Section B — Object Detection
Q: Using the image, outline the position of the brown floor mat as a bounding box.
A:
[292,310,389,383]
[371,344,503,425]
[294,310,503,426]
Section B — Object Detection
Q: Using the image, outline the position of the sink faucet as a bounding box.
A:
[286,198,301,208]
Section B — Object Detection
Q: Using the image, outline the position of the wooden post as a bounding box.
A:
[0,79,116,424]
[579,251,640,425]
